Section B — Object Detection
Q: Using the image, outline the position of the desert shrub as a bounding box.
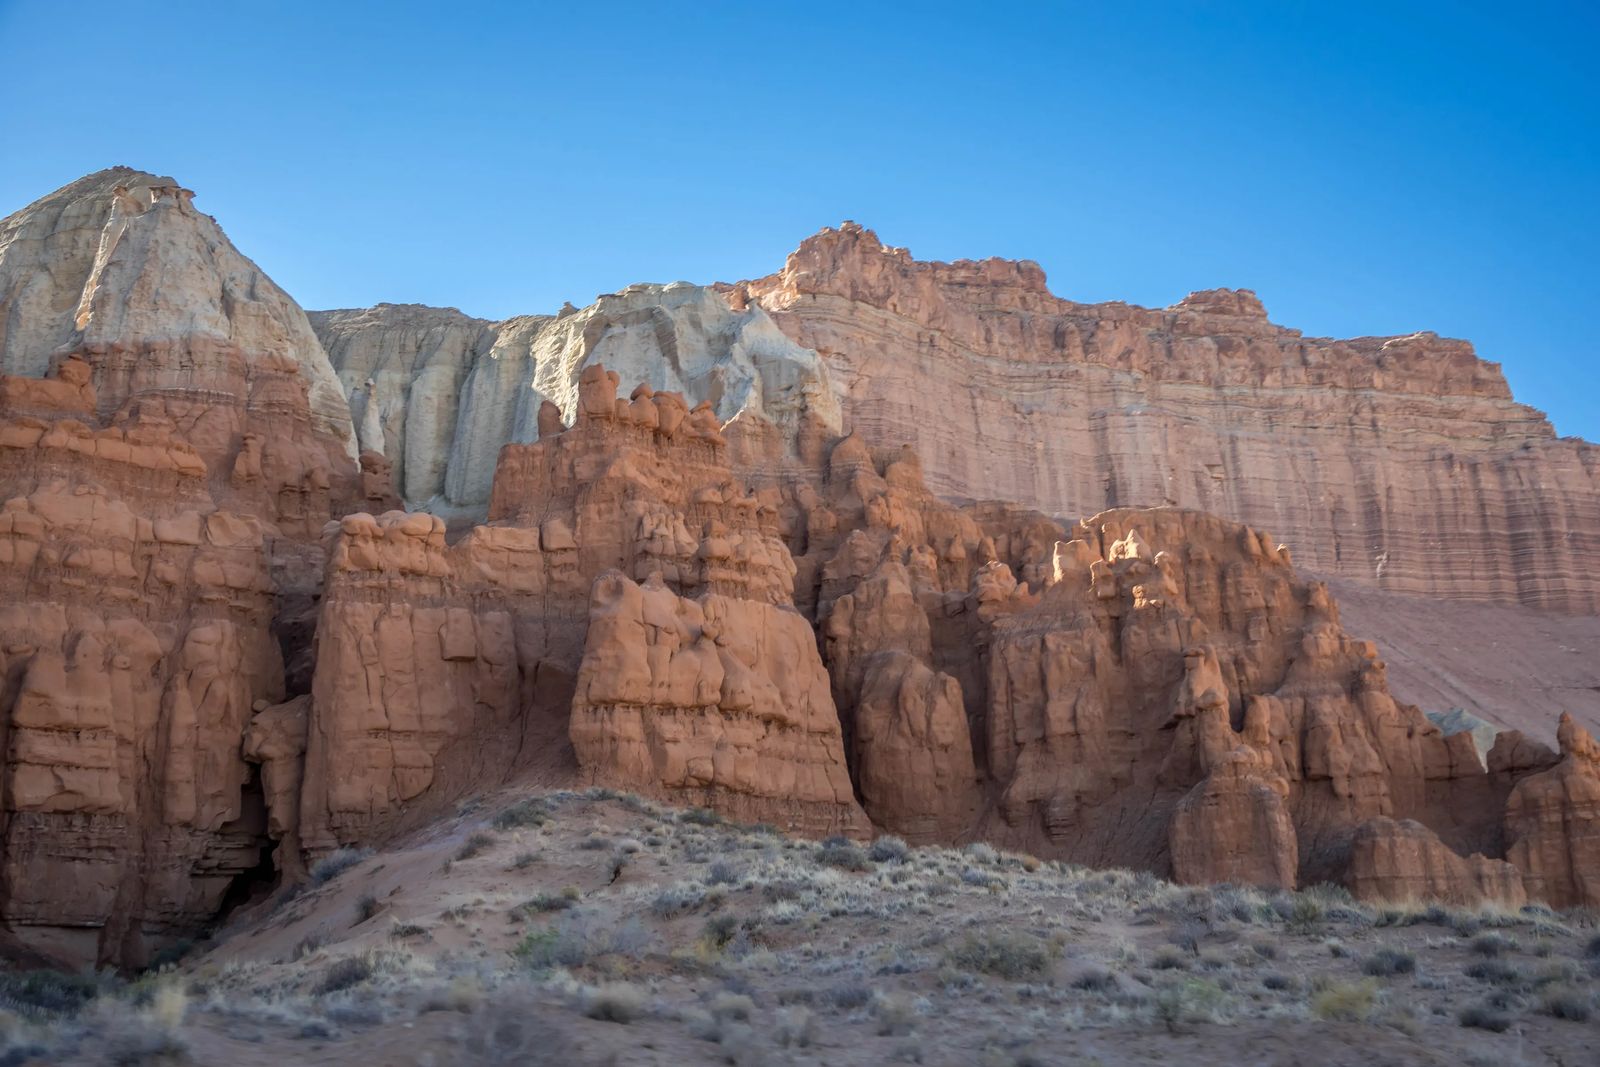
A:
[775,1005,817,1048]
[519,890,578,915]
[1070,967,1116,992]
[829,981,873,1009]
[515,916,648,969]
[1470,932,1516,957]
[873,992,917,1036]
[709,991,756,1022]
[390,922,430,939]
[582,983,645,1023]
[706,860,741,886]
[455,831,497,861]
[1155,979,1228,1031]
[1250,940,1279,961]
[1150,946,1189,971]
[1458,1002,1513,1031]
[0,969,106,1015]
[651,883,706,917]
[1537,986,1591,1022]
[309,847,372,886]
[1262,972,1294,991]
[945,931,1051,979]
[679,807,723,827]
[355,893,380,924]
[703,913,742,949]
[314,954,374,995]
[1311,979,1377,1022]
[1362,948,1416,977]
[1465,959,1522,985]
[963,842,999,865]
[1286,893,1325,934]
[508,851,539,871]
[1169,920,1205,954]
[960,867,1001,889]
[1583,933,1600,958]
[869,836,910,864]
[578,834,611,851]
[492,798,549,830]
[817,840,871,872]
[291,931,327,960]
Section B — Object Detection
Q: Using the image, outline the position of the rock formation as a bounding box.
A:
[310,282,839,515]
[731,222,1600,612]
[2,170,1597,973]
[0,357,285,968]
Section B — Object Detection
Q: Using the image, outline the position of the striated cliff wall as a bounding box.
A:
[310,282,839,515]
[2,169,1598,972]
[731,223,1600,612]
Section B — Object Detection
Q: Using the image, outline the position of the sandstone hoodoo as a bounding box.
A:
[0,169,1597,973]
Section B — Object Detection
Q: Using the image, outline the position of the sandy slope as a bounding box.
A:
[1329,581,1600,744]
[8,791,1596,1066]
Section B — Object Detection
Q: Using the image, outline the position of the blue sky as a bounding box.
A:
[2,1,1596,438]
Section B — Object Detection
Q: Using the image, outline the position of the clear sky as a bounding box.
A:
[2,0,1596,438]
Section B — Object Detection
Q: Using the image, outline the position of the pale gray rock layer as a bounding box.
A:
[0,167,355,455]
[311,283,841,513]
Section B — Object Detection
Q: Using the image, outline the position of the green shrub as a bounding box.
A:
[1361,948,1416,977]
[0,969,105,1016]
[582,983,644,1023]
[314,954,373,995]
[944,931,1051,979]
[456,831,497,861]
[1459,1002,1513,1031]
[1538,986,1591,1022]
[1465,959,1522,985]
[1470,932,1515,958]
[869,836,910,864]
[1311,980,1377,1022]
[492,798,549,830]
[817,840,871,872]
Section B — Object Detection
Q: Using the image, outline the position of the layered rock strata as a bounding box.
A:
[732,223,1600,612]
[311,282,839,515]
[3,168,1598,974]
[0,358,285,968]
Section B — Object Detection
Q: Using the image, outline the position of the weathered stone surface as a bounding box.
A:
[975,508,1506,892]
[570,571,867,834]
[0,168,366,537]
[1504,714,1600,909]
[733,222,1600,612]
[0,363,284,968]
[1347,817,1527,907]
[4,171,1598,971]
[311,283,839,514]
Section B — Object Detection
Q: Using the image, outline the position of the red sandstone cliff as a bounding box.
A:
[730,222,1600,613]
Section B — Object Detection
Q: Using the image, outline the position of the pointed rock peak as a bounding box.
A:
[1557,712,1600,763]
[1172,288,1269,319]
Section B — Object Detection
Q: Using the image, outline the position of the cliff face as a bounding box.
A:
[731,223,1600,613]
[310,283,839,516]
[2,171,1597,972]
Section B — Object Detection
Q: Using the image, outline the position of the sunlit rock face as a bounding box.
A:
[731,222,1600,612]
[311,282,839,516]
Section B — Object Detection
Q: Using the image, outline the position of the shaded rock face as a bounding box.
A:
[283,365,862,858]
[0,359,287,969]
[733,223,1600,612]
[310,283,840,515]
[571,572,866,834]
